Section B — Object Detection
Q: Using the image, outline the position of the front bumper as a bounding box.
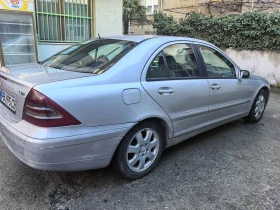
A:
[0,113,132,171]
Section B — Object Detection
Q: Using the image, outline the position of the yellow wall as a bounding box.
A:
[0,0,34,12]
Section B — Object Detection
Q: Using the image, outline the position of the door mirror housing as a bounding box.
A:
[237,70,251,80]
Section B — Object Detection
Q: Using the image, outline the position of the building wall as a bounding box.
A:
[94,0,123,37]
[159,0,196,20]
[38,0,123,61]
[135,0,280,35]
[225,49,280,85]
[160,0,280,19]
[242,0,280,13]
[130,0,157,35]
[130,15,155,35]
[159,0,244,19]
[0,0,123,64]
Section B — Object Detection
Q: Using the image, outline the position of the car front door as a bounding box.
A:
[196,44,250,124]
[141,42,209,137]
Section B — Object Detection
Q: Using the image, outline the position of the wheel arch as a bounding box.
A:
[260,86,270,103]
[135,117,172,148]
[111,117,172,162]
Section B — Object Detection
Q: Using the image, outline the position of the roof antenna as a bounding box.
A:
[98,33,103,44]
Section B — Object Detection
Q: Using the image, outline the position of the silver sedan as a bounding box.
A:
[0,36,270,179]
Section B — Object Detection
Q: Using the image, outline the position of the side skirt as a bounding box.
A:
[166,113,248,148]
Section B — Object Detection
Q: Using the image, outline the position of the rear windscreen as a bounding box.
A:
[41,39,138,74]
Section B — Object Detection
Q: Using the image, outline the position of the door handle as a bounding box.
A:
[211,84,221,90]
[158,87,174,95]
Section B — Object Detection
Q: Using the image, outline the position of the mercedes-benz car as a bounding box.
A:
[0,36,270,179]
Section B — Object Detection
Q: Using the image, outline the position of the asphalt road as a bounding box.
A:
[0,89,280,210]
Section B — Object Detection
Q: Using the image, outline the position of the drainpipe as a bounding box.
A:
[251,0,254,11]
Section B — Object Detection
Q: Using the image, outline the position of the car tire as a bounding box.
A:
[244,89,267,123]
[113,121,165,179]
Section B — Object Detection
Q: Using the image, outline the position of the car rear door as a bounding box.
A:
[195,43,250,124]
[141,42,210,137]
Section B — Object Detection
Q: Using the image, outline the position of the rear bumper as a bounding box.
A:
[0,113,132,171]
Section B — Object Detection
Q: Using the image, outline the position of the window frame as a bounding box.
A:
[146,5,153,14]
[195,43,240,79]
[145,42,205,82]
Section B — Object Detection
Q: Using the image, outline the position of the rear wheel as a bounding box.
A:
[244,90,267,123]
[113,121,165,179]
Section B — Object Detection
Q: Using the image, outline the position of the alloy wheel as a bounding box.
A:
[254,94,266,119]
[126,128,160,172]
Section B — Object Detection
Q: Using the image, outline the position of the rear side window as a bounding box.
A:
[146,43,199,80]
[146,52,169,79]
[41,39,137,74]
[163,44,199,78]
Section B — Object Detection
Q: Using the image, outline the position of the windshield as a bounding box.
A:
[41,39,138,74]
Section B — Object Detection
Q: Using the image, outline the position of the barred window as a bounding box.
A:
[35,0,93,42]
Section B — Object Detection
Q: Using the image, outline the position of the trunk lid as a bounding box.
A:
[0,63,93,122]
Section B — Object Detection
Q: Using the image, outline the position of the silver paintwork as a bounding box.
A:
[0,35,270,171]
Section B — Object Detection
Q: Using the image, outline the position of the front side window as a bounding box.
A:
[35,0,93,42]
[199,45,236,78]
[42,39,137,74]
[146,43,199,80]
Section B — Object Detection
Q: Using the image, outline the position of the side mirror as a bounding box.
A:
[237,70,251,80]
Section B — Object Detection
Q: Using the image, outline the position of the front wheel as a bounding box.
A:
[113,121,165,179]
[244,89,267,123]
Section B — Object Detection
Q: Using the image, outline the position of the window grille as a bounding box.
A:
[35,0,93,42]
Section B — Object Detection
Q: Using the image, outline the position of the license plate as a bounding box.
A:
[1,90,16,114]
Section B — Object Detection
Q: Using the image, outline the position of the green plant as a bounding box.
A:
[123,0,148,34]
[153,11,280,50]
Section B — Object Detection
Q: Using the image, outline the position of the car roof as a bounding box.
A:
[100,35,213,46]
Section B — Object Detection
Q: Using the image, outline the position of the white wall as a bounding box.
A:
[94,0,123,37]
[225,49,280,85]
[37,43,72,61]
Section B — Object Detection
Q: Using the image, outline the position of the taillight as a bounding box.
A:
[23,89,81,127]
